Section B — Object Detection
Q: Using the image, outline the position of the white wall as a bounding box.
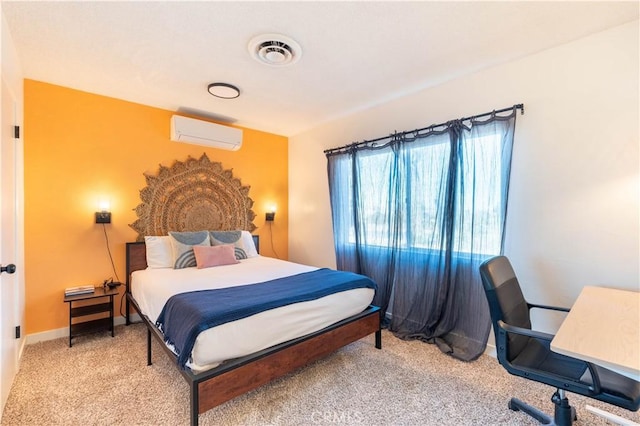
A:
[289,20,639,333]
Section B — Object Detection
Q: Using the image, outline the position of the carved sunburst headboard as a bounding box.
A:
[129,154,256,241]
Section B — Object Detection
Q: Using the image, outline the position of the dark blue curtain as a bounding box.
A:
[326,109,517,361]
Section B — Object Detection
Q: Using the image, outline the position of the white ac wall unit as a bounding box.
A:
[170,115,243,151]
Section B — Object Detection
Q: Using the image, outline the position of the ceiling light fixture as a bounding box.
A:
[207,83,240,99]
[248,34,302,67]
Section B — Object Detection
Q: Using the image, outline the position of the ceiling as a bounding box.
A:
[2,1,638,137]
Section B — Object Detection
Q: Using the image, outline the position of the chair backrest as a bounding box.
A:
[479,256,532,362]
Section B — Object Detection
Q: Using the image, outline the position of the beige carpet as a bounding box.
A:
[2,324,638,425]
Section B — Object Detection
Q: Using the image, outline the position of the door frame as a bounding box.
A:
[1,11,26,416]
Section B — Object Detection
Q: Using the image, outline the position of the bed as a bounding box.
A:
[125,236,382,426]
[124,155,382,425]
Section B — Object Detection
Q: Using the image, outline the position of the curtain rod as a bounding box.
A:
[324,103,524,155]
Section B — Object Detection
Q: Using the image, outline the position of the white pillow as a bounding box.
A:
[144,236,173,268]
[241,230,259,258]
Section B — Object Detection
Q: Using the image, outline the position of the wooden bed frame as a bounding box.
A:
[124,240,382,426]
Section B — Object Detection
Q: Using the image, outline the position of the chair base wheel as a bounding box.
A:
[508,398,554,425]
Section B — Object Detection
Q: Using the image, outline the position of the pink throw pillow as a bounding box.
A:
[193,244,239,269]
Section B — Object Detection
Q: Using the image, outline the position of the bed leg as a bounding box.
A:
[125,297,130,325]
[190,383,199,426]
[147,328,152,366]
[375,329,382,349]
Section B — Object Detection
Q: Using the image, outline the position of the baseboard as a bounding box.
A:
[586,405,640,426]
[17,336,26,367]
[25,314,142,345]
[484,342,497,358]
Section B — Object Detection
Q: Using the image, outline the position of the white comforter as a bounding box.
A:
[131,256,374,371]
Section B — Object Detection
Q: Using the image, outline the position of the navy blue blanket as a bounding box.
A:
[156,268,377,369]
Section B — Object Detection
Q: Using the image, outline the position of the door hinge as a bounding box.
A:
[15,325,20,339]
[13,126,19,139]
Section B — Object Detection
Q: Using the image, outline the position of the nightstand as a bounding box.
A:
[63,286,119,347]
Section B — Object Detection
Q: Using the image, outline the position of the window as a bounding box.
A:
[326,106,518,361]
[347,132,504,256]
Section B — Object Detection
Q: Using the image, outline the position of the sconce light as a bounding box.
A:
[265,205,276,222]
[95,200,111,224]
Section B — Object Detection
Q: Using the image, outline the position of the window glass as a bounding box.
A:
[347,133,503,256]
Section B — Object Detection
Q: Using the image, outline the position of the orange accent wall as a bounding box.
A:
[24,80,288,335]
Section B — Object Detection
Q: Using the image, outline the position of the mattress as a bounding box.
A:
[131,256,375,371]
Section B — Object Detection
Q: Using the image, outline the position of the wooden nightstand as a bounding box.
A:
[63,286,119,347]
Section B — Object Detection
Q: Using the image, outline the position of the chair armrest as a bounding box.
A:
[497,320,555,341]
[585,362,602,394]
[527,303,570,313]
[497,321,602,394]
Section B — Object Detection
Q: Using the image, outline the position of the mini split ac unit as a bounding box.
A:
[170,115,243,151]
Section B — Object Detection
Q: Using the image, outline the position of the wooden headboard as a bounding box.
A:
[125,242,148,280]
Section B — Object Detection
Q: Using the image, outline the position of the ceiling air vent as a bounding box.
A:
[248,34,302,67]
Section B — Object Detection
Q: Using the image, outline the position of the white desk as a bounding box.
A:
[551,286,639,382]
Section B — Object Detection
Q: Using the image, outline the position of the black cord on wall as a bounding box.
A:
[102,223,121,283]
[268,222,280,259]
[101,223,128,317]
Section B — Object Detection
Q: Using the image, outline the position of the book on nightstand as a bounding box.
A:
[64,285,95,296]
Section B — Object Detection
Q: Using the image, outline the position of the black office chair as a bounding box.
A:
[479,256,640,425]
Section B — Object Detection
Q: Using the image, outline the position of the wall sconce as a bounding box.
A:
[265,205,276,222]
[95,200,111,224]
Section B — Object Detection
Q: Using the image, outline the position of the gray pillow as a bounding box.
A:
[209,230,248,260]
[168,231,210,269]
